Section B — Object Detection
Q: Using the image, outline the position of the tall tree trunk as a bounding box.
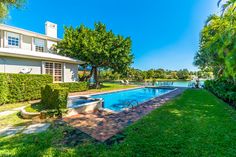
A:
[80,67,94,81]
[94,67,100,89]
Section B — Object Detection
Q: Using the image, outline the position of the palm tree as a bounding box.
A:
[0,0,25,19]
[218,0,236,15]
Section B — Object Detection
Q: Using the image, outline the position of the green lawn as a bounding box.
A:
[88,83,137,93]
[0,102,29,112]
[1,89,236,156]
[25,103,45,113]
[0,113,32,129]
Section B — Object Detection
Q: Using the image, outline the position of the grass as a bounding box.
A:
[1,89,236,156]
[0,113,32,129]
[88,83,137,93]
[24,103,45,113]
[0,102,29,112]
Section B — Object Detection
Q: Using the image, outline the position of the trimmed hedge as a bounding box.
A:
[56,82,89,92]
[0,73,53,104]
[41,84,69,110]
[0,75,9,105]
[205,78,236,106]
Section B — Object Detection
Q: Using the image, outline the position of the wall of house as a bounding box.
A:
[0,56,42,74]
[21,35,32,50]
[0,30,2,48]
[0,56,79,83]
[0,30,58,52]
[47,40,57,52]
[64,63,78,82]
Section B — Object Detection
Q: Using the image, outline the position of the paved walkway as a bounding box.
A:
[0,123,51,136]
[0,106,26,117]
[0,103,50,137]
[64,88,187,142]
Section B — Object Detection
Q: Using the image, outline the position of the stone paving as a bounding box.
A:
[0,110,17,117]
[0,126,26,136]
[0,106,25,117]
[0,123,51,136]
[64,87,186,142]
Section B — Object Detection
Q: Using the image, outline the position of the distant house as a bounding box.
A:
[0,21,84,82]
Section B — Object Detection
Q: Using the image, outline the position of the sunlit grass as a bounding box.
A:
[88,83,137,93]
[0,113,31,129]
[0,102,29,112]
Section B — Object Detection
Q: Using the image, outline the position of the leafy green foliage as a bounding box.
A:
[0,74,8,105]
[194,0,236,80]
[57,22,134,87]
[41,84,68,110]
[56,82,89,92]
[205,78,236,105]
[0,0,25,20]
[100,68,209,82]
[0,73,53,104]
[176,69,190,80]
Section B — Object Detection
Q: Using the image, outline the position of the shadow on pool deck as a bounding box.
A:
[63,88,187,142]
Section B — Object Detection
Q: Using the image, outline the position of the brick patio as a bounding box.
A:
[63,87,187,142]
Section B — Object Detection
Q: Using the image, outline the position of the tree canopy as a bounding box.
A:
[194,0,236,81]
[0,0,25,19]
[57,22,134,87]
[99,68,211,82]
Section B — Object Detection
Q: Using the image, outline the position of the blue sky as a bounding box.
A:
[6,0,219,71]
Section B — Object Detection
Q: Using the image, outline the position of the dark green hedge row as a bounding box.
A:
[56,82,89,92]
[41,84,69,110]
[205,79,236,105]
[0,73,53,104]
[0,74,9,105]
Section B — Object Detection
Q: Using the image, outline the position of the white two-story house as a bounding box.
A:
[0,21,84,82]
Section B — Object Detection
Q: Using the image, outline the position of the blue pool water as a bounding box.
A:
[91,88,173,111]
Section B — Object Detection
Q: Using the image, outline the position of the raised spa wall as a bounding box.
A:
[66,97,104,116]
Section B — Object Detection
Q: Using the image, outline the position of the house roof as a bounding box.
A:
[0,24,60,42]
[0,48,85,64]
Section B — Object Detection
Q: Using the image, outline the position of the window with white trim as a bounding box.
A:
[44,62,63,82]
[54,63,62,82]
[45,62,53,75]
[7,32,20,47]
[34,38,45,52]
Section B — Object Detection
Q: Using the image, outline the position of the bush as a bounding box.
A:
[41,84,69,110]
[0,75,9,105]
[205,78,236,105]
[0,73,53,104]
[56,82,89,92]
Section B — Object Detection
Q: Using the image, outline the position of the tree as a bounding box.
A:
[0,0,25,20]
[57,22,134,88]
[176,69,190,80]
[146,69,155,79]
[194,1,236,81]
[218,0,236,15]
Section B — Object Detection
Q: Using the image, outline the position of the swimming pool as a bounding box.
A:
[91,87,174,112]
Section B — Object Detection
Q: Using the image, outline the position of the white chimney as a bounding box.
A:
[45,21,57,38]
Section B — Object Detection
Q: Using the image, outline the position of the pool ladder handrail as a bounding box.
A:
[126,100,139,109]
